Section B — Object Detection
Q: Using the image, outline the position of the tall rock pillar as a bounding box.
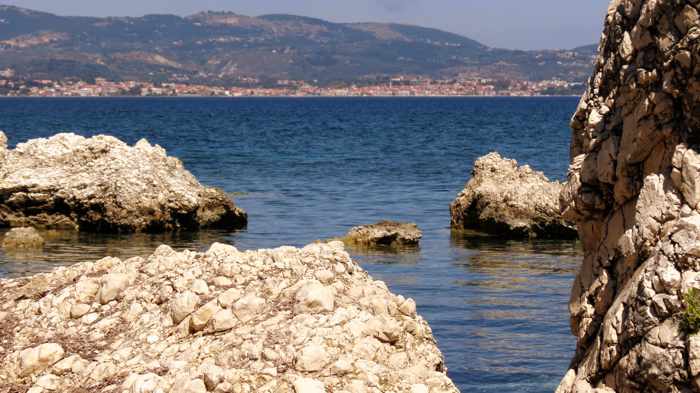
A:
[558,0,700,392]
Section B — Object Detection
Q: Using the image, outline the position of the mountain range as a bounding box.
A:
[0,5,597,86]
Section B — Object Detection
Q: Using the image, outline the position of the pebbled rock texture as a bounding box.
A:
[557,1,700,392]
[450,152,578,239]
[0,132,247,233]
[0,241,458,393]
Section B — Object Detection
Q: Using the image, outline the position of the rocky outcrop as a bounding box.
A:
[0,241,458,393]
[1,227,44,250]
[450,152,577,239]
[0,132,246,233]
[343,221,422,247]
[556,1,700,392]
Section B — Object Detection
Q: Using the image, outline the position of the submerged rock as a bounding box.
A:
[0,242,458,392]
[1,227,45,250]
[0,132,246,233]
[343,221,422,247]
[450,152,577,239]
[557,1,700,392]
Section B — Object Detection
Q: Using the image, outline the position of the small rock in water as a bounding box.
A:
[342,221,422,247]
[450,152,577,239]
[2,227,45,250]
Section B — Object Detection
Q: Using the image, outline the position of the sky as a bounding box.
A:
[3,0,611,50]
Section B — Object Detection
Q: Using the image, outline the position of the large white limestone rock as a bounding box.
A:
[0,242,458,392]
[0,132,246,232]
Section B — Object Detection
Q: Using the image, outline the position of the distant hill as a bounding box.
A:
[0,5,596,85]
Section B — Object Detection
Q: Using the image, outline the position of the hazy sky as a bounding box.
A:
[4,0,611,50]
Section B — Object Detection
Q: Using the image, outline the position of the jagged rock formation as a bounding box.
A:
[343,221,422,248]
[0,132,247,233]
[556,1,700,392]
[0,242,458,393]
[450,152,577,239]
[1,227,44,250]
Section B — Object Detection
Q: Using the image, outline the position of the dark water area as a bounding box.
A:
[0,97,582,392]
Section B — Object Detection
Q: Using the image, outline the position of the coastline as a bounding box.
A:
[0,94,583,99]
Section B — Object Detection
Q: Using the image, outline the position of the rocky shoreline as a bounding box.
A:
[10,0,699,389]
[0,132,457,392]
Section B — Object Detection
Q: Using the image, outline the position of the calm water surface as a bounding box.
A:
[0,97,582,392]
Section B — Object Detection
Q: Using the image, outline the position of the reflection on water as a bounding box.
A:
[451,229,582,256]
[343,242,422,265]
[0,228,232,278]
[450,231,580,292]
[440,230,581,391]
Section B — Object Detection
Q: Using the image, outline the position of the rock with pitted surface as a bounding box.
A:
[0,241,459,392]
[343,221,422,247]
[1,227,44,250]
[556,1,700,392]
[450,152,577,239]
[0,132,246,232]
[0,131,7,162]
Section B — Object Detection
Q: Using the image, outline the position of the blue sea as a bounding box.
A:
[0,97,582,392]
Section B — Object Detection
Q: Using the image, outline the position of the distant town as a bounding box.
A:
[0,76,585,97]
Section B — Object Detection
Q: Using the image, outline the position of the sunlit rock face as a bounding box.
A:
[557,0,700,392]
[343,221,423,247]
[0,242,459,392]
[0,132,247,233]
[451,152,577,239]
